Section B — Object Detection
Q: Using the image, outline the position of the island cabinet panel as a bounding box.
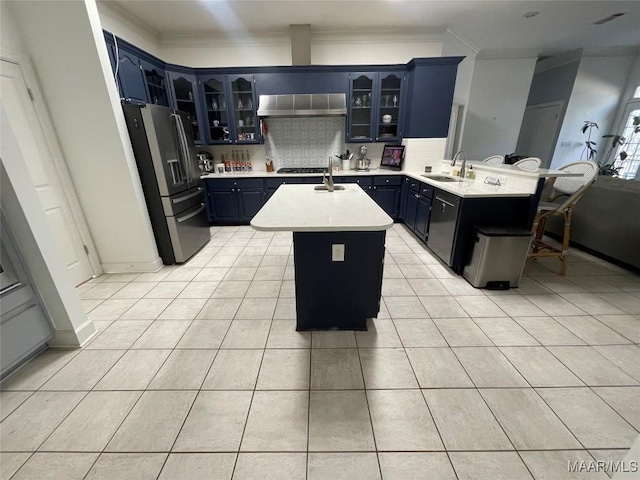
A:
[205,178,265,223]
[294,231,385,331]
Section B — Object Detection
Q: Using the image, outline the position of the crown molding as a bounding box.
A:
[444,28,479,55]
[582,46,640,58]
[476,48,541,60]
[534,49,583,73]
[96,0,160,43]
[311,27,445,45]
[159,31,291,48]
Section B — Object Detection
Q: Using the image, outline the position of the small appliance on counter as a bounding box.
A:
[196,151,215,173]
[356,145,371,171]
[380,144,405,171]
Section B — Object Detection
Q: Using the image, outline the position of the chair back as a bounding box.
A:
[513,157,541,171]
[483,155,504,166]
[551,161,598,211]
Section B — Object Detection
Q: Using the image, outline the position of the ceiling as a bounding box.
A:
[103,0,640,56]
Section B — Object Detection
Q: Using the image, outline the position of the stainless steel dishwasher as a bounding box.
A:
[427,190,460,265]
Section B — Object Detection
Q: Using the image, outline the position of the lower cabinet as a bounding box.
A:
[403,180,433,240]
[205,179,265,223]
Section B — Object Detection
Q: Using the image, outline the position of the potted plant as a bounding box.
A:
[580,121,598,161]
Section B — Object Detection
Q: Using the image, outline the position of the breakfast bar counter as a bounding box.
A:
[251,184,393,330]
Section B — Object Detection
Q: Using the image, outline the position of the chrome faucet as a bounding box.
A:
[323,156,335,192]
[451,151,467,179]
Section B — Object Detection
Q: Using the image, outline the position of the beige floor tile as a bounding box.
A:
[210,280,250,298]
[382,278,413,296]
[224,267,258,281]
[391,253,420,264]
[260,255,288,266]
[560,293,627,315]
[143,281,188,299]
[131,321,191,349]
[81,298,103,313]
[176,281,219,299]
[455,296,507,317]
[85,453,166,480]
[499,346,584,387]
[134,269,171,282]
[274,297,297,319]
[193,267,230,282]
[176,320,230,349]
[245,280,282,298]
[207,255,238,267]
[233,255,262,267]
[535,276,588,293]
[593,314,640,342]
[454,347,528,387]
[157,299,206,320]
[407,278,449,296]
[163,267,202,282]
[355,319,402,347]
[593,345,640,382]
[378,452,456,480]
[0,453,30,479]
[197,298,242,320]
[553,315,632,345]
[106,391,196,452]
[311,349,364,389]
[368,389,443,451]
[117,300,173,321]
[424,389,513,450]
[593,387,640,430]
[40,391,141,451]
[241,391,308,451]
[233,453,305,480]
[0,391,33,421]
[41,350,124,391]
[88,299,138,320]
[587,449,632,478]
[383,264,404,279]
[486,295,547,316]
[278,280,295,297]
[266,320,310,348]
[202,350,263,390]
[308,391,375,451]
[311,331,356,348]
[548,346,638,386]
[439,278,484,296]
[393,319,448,347]
[11,453,99,480]
[93,349,171,389]
[359,348,417,389]
[243,246,268,256]
[234,297,277,319]
[479,388,581,449]
[512,316,586,345]
[419,296,468,318]
[384,296,428,318]
[158,453,235,480]
[256,349,310,390]
[173,391,252,452]
[254,266,285,281]
[537,387,638,449]
[148,349,216,390]
[0,350,79,391]
[85,320,152,349]
[426,263,459,279]
[432,318,493,346]
[221,320,271,348]
[473,317,539,346]
[0,392,85,451]
[406,347,474,388]
[80,282,127,300]
[111,282,158,299]
[524,294,587,316]
[520,450,610,480]
[449,452,533,480]
[307,453,381,480]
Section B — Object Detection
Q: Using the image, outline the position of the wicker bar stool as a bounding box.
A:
[530,161,598,274]
[483,155,504,166]
[513,157,541,171]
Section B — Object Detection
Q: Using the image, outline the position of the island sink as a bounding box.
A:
[314,185,346,191]
[422,175,462,182]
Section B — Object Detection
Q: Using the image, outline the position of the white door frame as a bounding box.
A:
[1,50,102,278]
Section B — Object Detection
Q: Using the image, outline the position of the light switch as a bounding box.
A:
[332,244,345,262]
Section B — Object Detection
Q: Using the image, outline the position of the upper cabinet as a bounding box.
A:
[347,71,406,143]
[199,74,232,144]
[140,60,169,107]
[228,75,260,144]
[167,71,204,145]
[116,50,148,104]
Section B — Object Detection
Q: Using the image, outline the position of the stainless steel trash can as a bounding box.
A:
[463,226,531,289]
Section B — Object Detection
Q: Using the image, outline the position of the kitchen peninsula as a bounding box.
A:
[251,184,393,330]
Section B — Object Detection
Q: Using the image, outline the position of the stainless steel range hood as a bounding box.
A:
[257,94,347,117]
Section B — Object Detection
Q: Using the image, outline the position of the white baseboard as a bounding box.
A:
[49,318,97,348]
[101,256,164,273]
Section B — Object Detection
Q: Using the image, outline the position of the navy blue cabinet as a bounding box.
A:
[208,190,237,221]
[140,60,169,107]
[403,179,433,238]
[347,73,376,142]
[228,75,260,144]
[372,176,402,218]
[199,74,232,144]
[167,71,205,145]
[255,71,349,96]
[375,72,405,142]
[205,178,265,223]
[117,50,148,104]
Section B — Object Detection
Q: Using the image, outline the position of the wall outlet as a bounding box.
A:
[332,244,345,262]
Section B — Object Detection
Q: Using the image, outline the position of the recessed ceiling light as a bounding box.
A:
[593,12,626,25]
[523,11,540,19]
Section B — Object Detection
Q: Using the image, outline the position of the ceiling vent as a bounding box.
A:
[593,12,626,25]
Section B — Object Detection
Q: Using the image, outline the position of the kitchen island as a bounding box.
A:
[251,184,393,330]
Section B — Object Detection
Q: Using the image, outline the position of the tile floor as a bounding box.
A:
[1,224,640,479]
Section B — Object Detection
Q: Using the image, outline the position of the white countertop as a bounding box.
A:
[453,161,583,179]
[404,173,531,198]
[250,184,394,232]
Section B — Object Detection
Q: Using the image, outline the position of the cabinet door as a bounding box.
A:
[399,177,410,221]
[167,71,204,145]
[375,71,404,142]
[140,60,169,107]
[348,73,375,142]
[200,74,232,144]
[427,190,460,265]
[404,191,419,231]
[117,50,147,103]
[414,197,431,240]
[237,188,265,221]
[209,190,238,220]
[228,75,260,144]
[372,186,398,218]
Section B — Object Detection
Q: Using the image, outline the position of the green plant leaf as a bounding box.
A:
[620,151,628,160]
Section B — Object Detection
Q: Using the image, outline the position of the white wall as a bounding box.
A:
[460,57,537,160]
[10,0,162,273]
[551,55,635,169]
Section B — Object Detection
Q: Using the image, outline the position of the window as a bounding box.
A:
[613,103,640,179]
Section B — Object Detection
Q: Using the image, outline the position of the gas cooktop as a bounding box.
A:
[277,167,326,174]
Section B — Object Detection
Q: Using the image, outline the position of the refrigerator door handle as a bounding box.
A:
[176,203,206,223]
[172,187,203,204]
[172,113,192,188]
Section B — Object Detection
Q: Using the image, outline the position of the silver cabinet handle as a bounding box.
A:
[177,203,205,223]
[172,187,203,204]
[435,196,455,208]
[414,193,420,198]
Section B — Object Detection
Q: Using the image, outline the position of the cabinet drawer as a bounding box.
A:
[336,176,373,186]
[408,179,421,193]
[207,178,264,190]
[420,184,434,199]
[264,177,317,189]
[373,176,402,186]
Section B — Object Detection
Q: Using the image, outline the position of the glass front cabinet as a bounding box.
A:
[228,75,260,144]
[141,60,169,107]
[347,71,405,143]
[167,71,204,145]
[199,74,232,144]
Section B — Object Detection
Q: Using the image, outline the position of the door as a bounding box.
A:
[373,187,398,217]
[0,60,95,286]
[404,192,419,231]
[414,196,431,240]
[515,102,563,169]
[209,191,238,220]
[237,189,264,220]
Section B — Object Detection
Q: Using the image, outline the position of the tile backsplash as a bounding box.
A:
[264,117,345,168]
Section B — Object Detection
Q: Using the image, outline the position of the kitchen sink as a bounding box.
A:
[422,175,462,183]
[314,185,346,191]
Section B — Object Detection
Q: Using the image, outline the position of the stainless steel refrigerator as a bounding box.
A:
[123,103,209,264]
